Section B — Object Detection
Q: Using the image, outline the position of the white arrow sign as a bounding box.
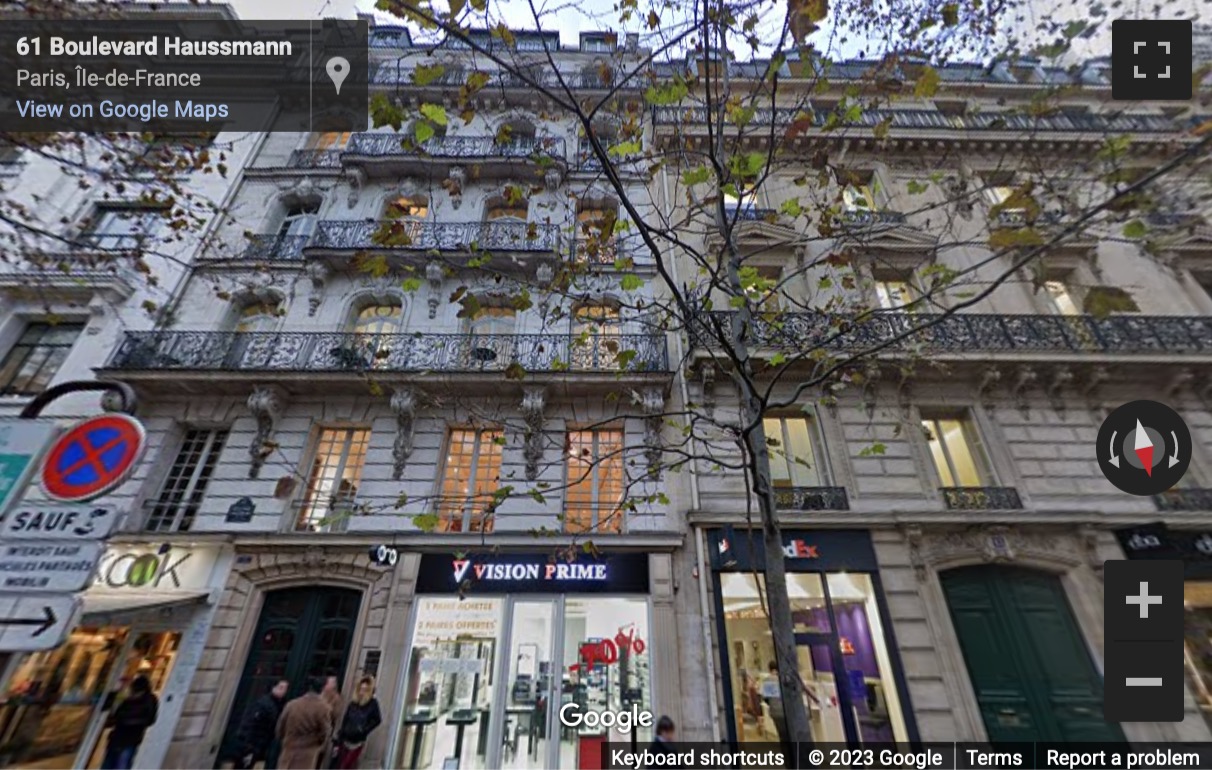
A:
[0,595,82,652]
[0,504,118,541]
[0,540,103,593]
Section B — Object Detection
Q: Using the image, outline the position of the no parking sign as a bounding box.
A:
[39,414,146,503]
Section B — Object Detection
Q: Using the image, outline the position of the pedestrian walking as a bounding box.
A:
[331,676,383,769]
[319,674,345,768]
[100,675,158,770]
[233,679,289,769]
[276,677,333,769]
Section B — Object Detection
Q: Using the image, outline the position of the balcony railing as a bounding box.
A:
[941,486,1024,510]
[344,133,566,161]
[285,149,342,168]
[372,65,631,91]
[573,237,621,265]
[108,331,669,374]
[994,209,1063,228]
[238,234,309,261]
[652,106,1188,134]
[774,486,850,511]
[697,311,1212,356]
[1154,488,1212,511]
[725,206,778,221]
[310,220,561,255]
[839,209,906,227]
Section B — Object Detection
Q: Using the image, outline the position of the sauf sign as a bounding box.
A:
[94,546,201,590]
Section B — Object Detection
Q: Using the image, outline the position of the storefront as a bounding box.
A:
[391,552,653,770]
[1117,523,1212,731]
[0,543,230,770]
[707,528,916,748]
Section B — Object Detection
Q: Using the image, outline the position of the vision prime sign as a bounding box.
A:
[417,553,649,594]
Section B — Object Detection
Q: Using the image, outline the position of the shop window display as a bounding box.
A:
[0,627,178,769]
[719,572,908,746]
[398,595,651,770]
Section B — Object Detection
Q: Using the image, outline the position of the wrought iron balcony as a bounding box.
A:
[839,209,906,227]
[372,65,633,91]
[285,150,342,169]
[696,311,1212,357]
[774,486,850,511]
[1145,212,1206,229]
[573,237,622,265]
[993,209,1063,228]
[237,234,309,261]
[652,106,1190,135]
[941,486,1024,510]
[1154,488,1212,511]
[309,220,561,256]
[725,206,778,222]
[108,331,669,375]
[344,133,566,162]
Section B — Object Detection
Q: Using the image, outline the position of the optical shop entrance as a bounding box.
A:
[393,553,652,770]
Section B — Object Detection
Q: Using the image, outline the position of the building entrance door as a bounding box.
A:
[941,566,1126,743]
[217,587,361,765]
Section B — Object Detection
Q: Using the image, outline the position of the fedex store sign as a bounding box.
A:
[416,553,650,594]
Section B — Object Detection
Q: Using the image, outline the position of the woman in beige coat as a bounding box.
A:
[276,677,333,769]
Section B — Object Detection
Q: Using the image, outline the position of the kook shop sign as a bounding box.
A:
[93,544,220,591]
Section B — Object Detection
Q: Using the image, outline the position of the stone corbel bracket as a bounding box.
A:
[521,386,546,481]
[390,387,421,480]
[976,366,1001,409]
[247,385,287,479]
[896,370,913,418]
[1046,366,1074,417]
[306,262,330,317]
[1011,366,1037,419]
[1165,368,1194,402]
[698,362,717,415]
[426,261,444,319]
[1081,365,1110,412]
[447,166,466,209]
[545,167,563,191]
[641,387,665,477]
[861,365,882,419]
[345,167,367,208]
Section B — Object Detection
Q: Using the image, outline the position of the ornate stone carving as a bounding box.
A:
[246,385,286,479]
[699,363,716,414]
[1166,369,1195,401]
[447,166,465,209]
[536,263,554,285]
[520,387,546,481]
[642,387,664,476]
[976,366,1001,406]
[345,167,366,207]
[1082,365,1109,402]
[907,524,1084,574]
[903,525,927,582]
[1046,367,1074,416]
[545,168,563,190]
[862,365,882,419]
[390,387,419,480]
[301,546,329,570]
[306,262,330,317]
[1011,366,1037,418]
[426,261,444,319]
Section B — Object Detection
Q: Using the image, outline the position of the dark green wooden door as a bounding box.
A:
[941,566,1125,743]
[217,587,362,765]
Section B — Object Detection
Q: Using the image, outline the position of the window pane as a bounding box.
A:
[565,429,624,533]
[938,419,984,486]
[762,418,791,483]
[922,419,956,487]
[0,323,83,396]
[784,417,821,487]
[297,428,370,532]
[439,429,502,533]
[146,429,229,532]
[1045,280,1080,315]
[825,573,910,743]
[876,281,912,310]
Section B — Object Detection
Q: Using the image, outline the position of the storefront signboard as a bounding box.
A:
[711,528,879,572]
[415,552,650,593]
[1116,523,1212,576]
[0,420,57,516]
[0,540,104,592]
[0,504,119,541]
[92,545,216,590]
[0,594,82,652]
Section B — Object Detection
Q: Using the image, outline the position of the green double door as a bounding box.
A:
[218,587,362,765]
[941,566,1126,743]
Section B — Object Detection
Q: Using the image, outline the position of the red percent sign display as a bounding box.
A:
[569,624,647,673]
[41,414,147,503]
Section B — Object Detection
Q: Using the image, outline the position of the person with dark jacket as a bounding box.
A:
[101,675,158,770]
[332,676,382,769]
[234,679,289,769]
[277,677,333,770]
[646,715,677,766]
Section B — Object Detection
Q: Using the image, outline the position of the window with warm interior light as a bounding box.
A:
[309,131,351,150]
[763,416,826,488]
[1044,278,1081,315]
[234,302,281,333]
[875,278,916,310]
[921,413,993,487]
[386,195,428,220]
[296,428,371,532]
[571,304,622,368]
[565,428,625,533]
[485,201,528,221]
[439,428,503,532]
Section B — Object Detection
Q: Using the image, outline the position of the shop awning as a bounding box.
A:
[82,590,210,619]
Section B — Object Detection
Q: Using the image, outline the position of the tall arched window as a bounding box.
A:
[347,304,403,370]
[575,202,618,264]
[234,302,281,333]
[571,303,622,369]
[228,300,283,368]
[467,305,516,366]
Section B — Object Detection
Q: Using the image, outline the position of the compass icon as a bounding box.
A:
[1097,400,1192,495]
